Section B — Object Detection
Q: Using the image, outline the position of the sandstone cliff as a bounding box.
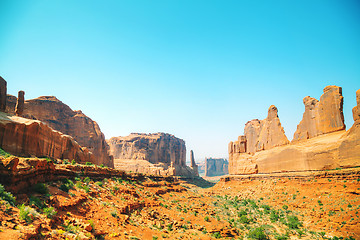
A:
[190,150,199,177]
[0,77,6,112]
[205,158,229,177]
[6,95,113,167]
[293,86,345,141]
[229,105,289,156]
[229,87,360,175]
[0,112,94,163]
[107,133,197,176]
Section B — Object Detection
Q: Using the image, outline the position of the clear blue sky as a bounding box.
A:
[1,0,359,161]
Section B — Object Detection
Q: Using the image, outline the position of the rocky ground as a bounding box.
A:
[0,162,359,239]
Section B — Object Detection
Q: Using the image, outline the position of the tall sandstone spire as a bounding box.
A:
[244,105,289,154]
[293,85,345,141]
[0,77,7,112]
[15,91,25,116]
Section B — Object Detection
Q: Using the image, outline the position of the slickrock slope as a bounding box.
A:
[107,133,198,176]
[6,95,113,167]
[293,85,345,141]
[0,112,93,164]
[229,86,360,175]
[205,158,229,177]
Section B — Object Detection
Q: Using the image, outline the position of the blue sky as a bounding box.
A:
[0,0,359,161]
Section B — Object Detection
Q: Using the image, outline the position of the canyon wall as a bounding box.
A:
[6,95,113,167]
[107,133,198,176]
[0,112,94,163]
[205,158,229,177]
[229,86,360,175]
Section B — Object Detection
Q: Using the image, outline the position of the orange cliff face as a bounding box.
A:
[0,112,94,163]
[6,95,113,168]
[229,86,360,175]
[293,85,345,142]
[228,105,289,174]
[107,133,198,176]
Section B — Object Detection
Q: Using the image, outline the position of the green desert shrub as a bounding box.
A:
[43,207,57,218]
[238,209,247,217]
[29,196,45,209]
[285,215,302,229]
[248,227,269,240]
[95,181,103,187]
[239,215,252,224]
[0,148,12,158]
[270,210,280,222]
[0,184,16,205]
[59,178,74,193]
[19,204,38,223]
[32,183,49,194]
[212,232,222,239]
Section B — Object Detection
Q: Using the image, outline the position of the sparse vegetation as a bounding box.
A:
[0,148,12,158]
[0,184,16,205]
[32,183,49,194]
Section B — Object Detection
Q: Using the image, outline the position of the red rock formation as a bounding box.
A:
[7,96,113,167]
[0,112,94,163]
[205,158,229,177]
[5,94,16,113]
[293,86,345,141]
[229,87,360,175]
[190,150,199,177]
[244,119,261,154]
[352,89,360,122]
[15,91,25,116]
[244,105,289,154]
[0,77,6,112]
[107,133,197,176]
[0,156,173,193]
[256,105,289,151]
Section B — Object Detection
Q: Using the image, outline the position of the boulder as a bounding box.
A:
[293,86,345,141]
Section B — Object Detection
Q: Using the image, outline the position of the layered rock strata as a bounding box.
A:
[6,95,113,167]
[0,112,94,163]
[229,86,360,175]
[0,156,173,193]
[293,86,345,141]
[205,158,229,177]
[107,133,197,176]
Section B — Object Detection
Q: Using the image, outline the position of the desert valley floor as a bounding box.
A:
[0,158,358,240]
